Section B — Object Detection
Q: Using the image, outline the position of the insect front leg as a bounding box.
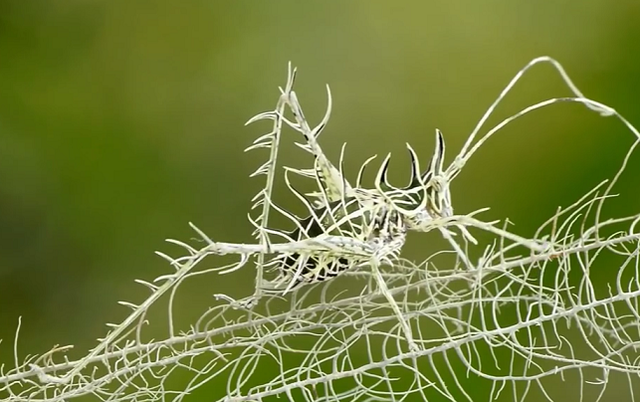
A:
[281,85,354,202]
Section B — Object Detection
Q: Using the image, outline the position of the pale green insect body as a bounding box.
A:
[268,126,453,290]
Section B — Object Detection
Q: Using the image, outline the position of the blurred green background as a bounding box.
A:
[1,1,639,400]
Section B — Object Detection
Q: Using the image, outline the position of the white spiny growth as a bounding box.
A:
[1,57,640,402]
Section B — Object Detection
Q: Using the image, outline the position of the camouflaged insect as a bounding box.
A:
[261,106,456,292]
[241,62,466,294]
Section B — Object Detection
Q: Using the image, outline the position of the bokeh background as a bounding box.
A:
[1,1,639,400]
